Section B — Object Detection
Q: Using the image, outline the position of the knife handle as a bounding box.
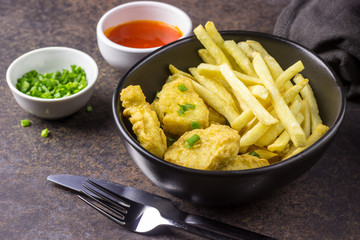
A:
[185,214,276,240]
[170,220,238,240]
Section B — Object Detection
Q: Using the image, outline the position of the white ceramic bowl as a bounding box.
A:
[97,1,192,70]
[6,47,98,119]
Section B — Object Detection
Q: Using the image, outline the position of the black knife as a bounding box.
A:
[47,174,275,240]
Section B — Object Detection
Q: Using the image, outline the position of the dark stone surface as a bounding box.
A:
[1,0,359,239]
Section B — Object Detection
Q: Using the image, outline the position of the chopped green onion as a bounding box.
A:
[86,105,93,112]
[249,151,260,158]
[178,105,186,116]
[166,136,177,147]
[178,103,196,116]
[191,121,201,129]
[178,84,188,92]
[21,119,30,127]
[184,103,196,109]
[185,134,200,148]
[15,65,87,99]
[41,128,49,138]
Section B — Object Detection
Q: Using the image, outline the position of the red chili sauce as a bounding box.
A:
[104,20,183,48]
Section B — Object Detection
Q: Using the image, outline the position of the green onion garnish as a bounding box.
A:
[184,103,196,109]
[249,151,260,158]
[178,103,196,116]
[86,105,93,112]
[166,136,177,147]
[41,128,49,138]
[178,105,186,116]
[185,134,200,148]
[21,119,30,127]
[15,65,87,99]
[191,121,201,129]
[178,84,188,92]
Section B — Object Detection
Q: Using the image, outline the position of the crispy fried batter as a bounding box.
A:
[120,85,167,158]
[152,78,209,137]
[221,154,269,170]
[164,124,240,170]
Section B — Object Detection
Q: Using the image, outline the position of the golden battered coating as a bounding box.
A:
[221,154,269,170]
[208,106,227,125]
[152,78,209,137]
[120,85,167,158]
[164,124,240,170]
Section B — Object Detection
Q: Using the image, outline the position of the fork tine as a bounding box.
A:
[86,179,131,208]
[83,184,128,214]
[80,189,126,218]
[78,193,125,226]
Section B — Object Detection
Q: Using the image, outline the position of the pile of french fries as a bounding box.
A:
[167,21,329,162]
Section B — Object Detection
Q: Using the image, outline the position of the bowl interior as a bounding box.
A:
[114,30,345,171]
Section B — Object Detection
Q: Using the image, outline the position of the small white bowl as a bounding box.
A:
[6,47,98,119]
[97,1,192,70]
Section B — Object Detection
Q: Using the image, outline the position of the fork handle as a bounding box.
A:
[184,214,276,240]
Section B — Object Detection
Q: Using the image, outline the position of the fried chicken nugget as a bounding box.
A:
[152,78,209,137]
[221,154,269,170]
[164,124,240,170]
[120,85,167,158]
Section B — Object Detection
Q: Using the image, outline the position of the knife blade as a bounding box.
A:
[47,174,275,240]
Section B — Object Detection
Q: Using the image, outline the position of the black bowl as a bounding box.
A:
[112,31,346,206]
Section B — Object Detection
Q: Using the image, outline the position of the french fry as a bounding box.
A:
[189,67,240,112]
[255,78,309,147]
[237,41,255,60]
[241,99,302,147]
[252,149,278,160]
[283,124,329,159]
[230,109,254,132]
[255,120,284,147]
[193,25,232,67]
[239,145,250,154]
[301,99,311,138]
[233,71,263,86]
[195,63,233,89]
[282,78,309,103]
[275,60,304,91]
[204,21,224,46]
[198,49,217,65]
[246,40,269,56]
[240,116,273,147]
[223,40,256,76]
[246,42,303,96]
[264,55,284,80]
[246,40,284,79]
[268,112,304,152]
[293,74,323,132]
[204,21,242,71]
[166,73,187,83]
[169,64,194,80]
[252,52,306,147]
[248,85,269,100]
[165,75,173,83]
[190,79,239,124]
[197,63,262,86]
[220,63,278,126]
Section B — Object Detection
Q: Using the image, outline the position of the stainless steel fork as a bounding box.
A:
[78,179,275,240]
